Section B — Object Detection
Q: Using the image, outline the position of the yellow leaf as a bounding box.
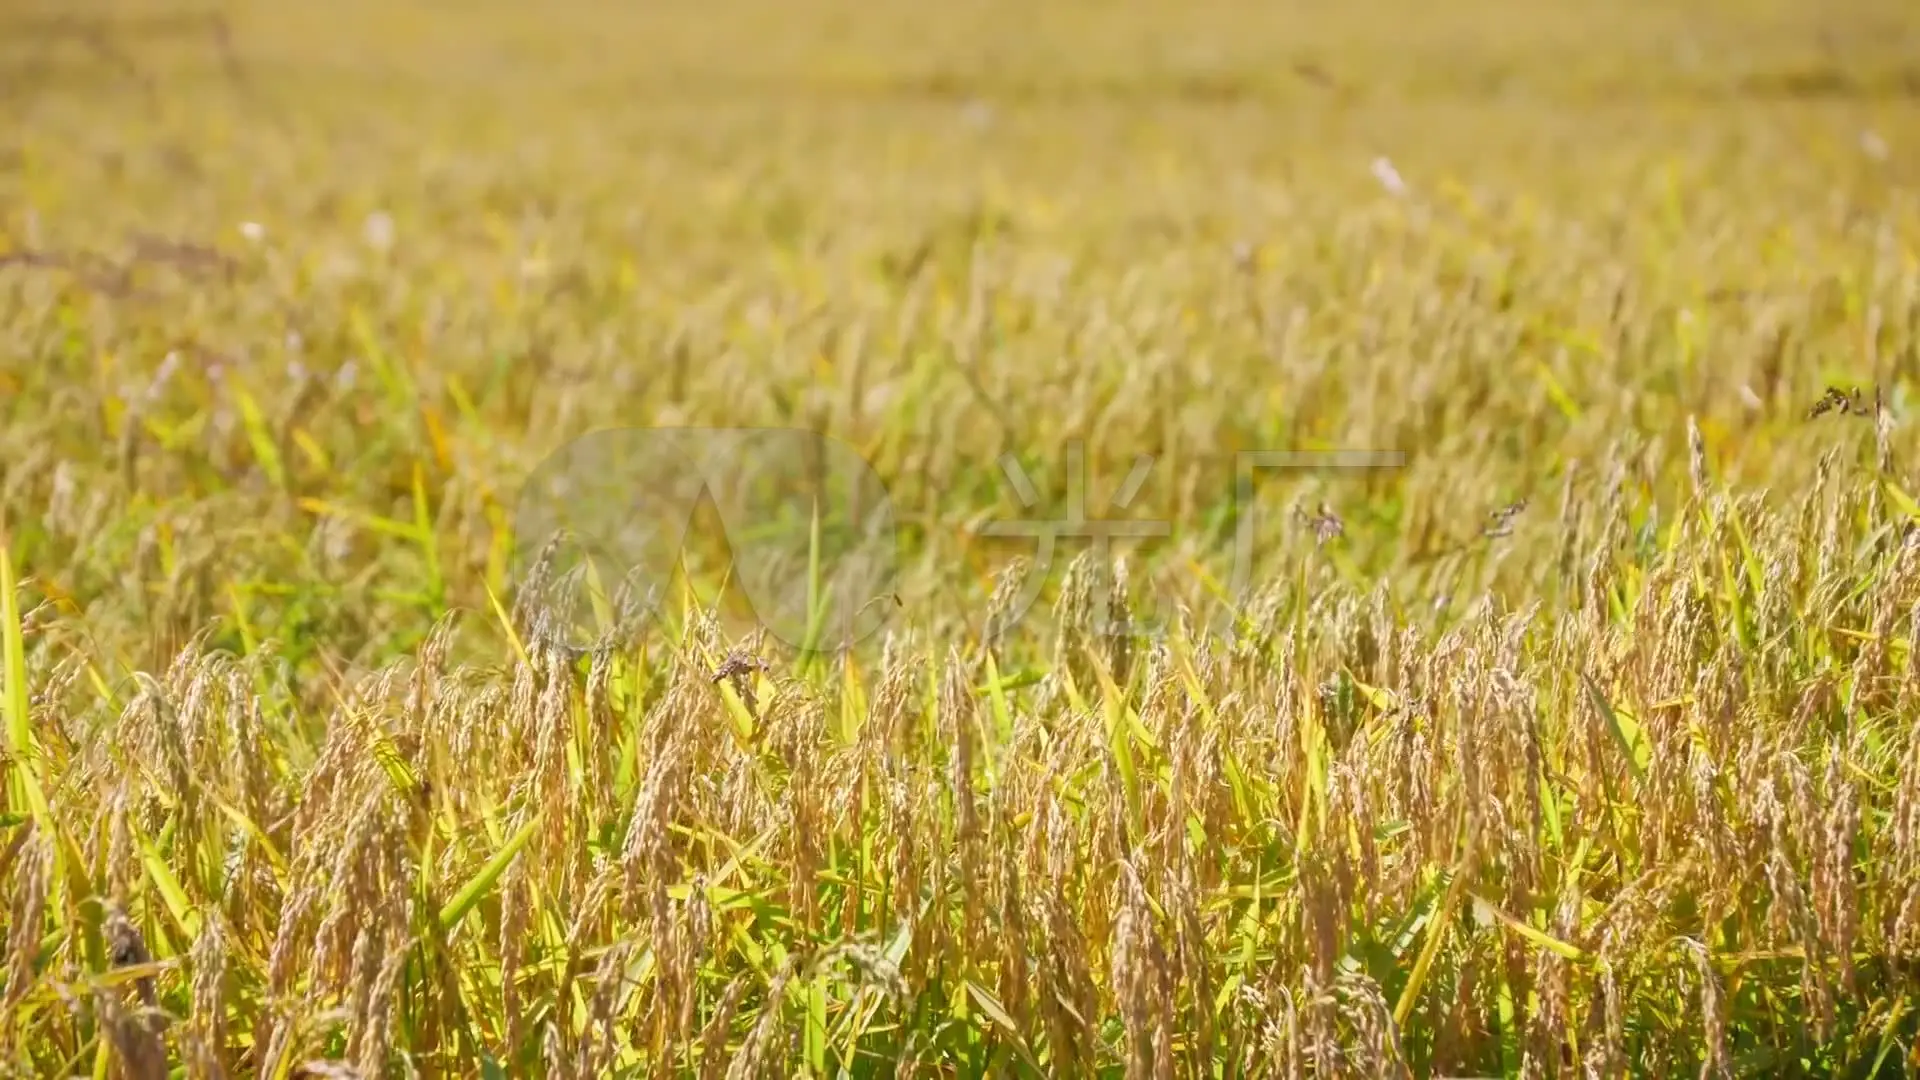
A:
[420,402,453,472]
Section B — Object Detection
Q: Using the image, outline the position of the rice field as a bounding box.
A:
[5,0,1920,1075]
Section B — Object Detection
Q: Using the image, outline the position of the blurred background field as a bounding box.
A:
[5,0,1919,672]
[5,0,1920,1076]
